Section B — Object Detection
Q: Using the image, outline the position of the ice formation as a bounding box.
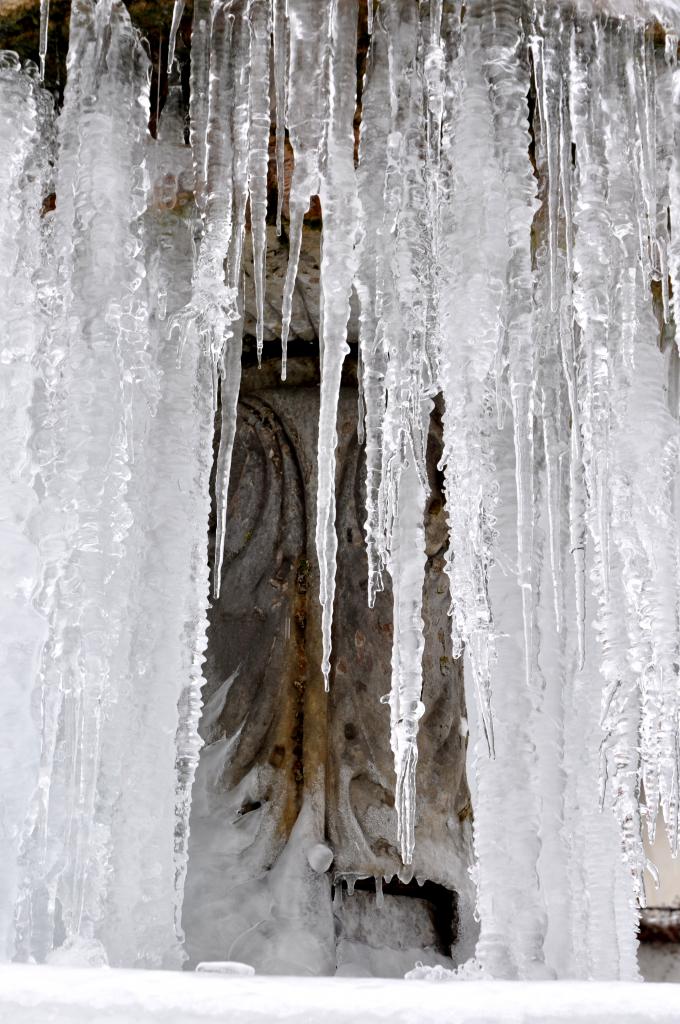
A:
[2,0,680,984]
[2,3,212,968]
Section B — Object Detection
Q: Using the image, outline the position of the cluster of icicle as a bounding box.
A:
[179,0,680,979]
[0,2,211,967]
[3,0,680,982]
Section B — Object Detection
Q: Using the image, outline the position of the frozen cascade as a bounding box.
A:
[3,0,680,983]
[0,53,52,960]
[1,0,213,969]
[14,1,162,965]
[98,85,214,968]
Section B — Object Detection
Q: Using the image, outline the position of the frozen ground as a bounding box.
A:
[2,965,680,1024]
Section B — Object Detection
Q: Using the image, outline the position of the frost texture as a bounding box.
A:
[3,0,680,982]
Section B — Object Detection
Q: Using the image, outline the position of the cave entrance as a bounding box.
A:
[181,355,476,976]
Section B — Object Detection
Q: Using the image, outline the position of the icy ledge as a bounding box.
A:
[1,966,680,1024]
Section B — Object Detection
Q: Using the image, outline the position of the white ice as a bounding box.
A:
[4,0,680,982]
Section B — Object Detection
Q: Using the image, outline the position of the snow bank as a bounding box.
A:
[1,965,680,1024]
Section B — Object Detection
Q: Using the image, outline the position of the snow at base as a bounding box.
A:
[1,965,680,1024]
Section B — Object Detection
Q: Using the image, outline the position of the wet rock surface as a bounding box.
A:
[183,365,475,974]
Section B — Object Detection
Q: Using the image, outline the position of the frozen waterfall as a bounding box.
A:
[1,0,680,983]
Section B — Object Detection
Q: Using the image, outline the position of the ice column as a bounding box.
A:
[14,0,169,966]
[98,86,213,967]
[0,54,52,962]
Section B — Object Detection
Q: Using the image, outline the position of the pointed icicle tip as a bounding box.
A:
[167,0,186,73]
[39,0,49,81]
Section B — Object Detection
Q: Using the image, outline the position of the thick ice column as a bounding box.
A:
[438,17,508,756]
[15,0,159,965]
[568,18,661,899]
[0,55,52,962]
[527,8,574,976]
[480,0,539,691]
[465,420,549,980]
[560,562,640,981]
[97,91,213,968]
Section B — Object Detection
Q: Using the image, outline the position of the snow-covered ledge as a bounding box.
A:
[1,965,680,1024]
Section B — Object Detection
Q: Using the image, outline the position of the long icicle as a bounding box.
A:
[279,0,329,380]
[167,0,186,72]
[316,0,360,690]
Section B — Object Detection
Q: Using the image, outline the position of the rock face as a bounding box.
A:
[182,362,476,976]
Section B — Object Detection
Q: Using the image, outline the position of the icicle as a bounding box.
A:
[272,0,288,238]
[531,1,567,333]
[39,0,49,81]
[188,0,212,211]
[530,3,566,631]
[316,0,359,689]
[368,0,435,860]
[555,55,587,666]
[279,0,329,380]
[625,27,657,284]
[247,0,271,365]
[388,421,430,864]
[481,0,539,692]
[214,315,243,600]
[174,1,240,396]
[356,344,366,447]
[167,0,186,72]
[210,2,250,598]
[355,18,390,605]
[425,0,444,171]
[655,38,673,325]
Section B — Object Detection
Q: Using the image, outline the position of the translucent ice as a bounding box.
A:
[3,0,680,985]
[0,52,52,961]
